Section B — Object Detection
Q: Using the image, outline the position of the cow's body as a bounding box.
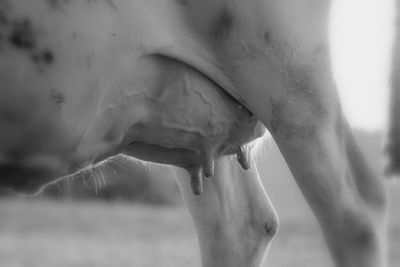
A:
[0,1,387,267]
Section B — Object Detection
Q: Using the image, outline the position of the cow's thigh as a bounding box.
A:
[264,59,387,267]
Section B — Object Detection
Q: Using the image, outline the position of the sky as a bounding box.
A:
[330,0,395,131]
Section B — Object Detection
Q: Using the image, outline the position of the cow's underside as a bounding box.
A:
[0,51,265,193]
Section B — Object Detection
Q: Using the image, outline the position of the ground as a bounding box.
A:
[0,186,398,267]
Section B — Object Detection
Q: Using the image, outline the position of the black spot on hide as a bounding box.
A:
[50,89,65,107]
[264,31,271,44]
[3,14,56,71]
[31,49,54,65]
[212,7,234,41]
[174,0,189,7]
[263,222,277,236]
[9,19,36,50]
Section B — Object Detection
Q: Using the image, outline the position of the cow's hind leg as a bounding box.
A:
[175,155,278,267]
[267,63,387,267]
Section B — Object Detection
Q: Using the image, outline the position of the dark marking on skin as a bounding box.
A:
[342,210,376,250]
[264,31,271,44]
[104,0,117,11]
[6,17,55,70]
[174,0,189,7]
[211,6,234,41]
[353,227,376,249]
[47,0,60,8]
[50,88,65,107]
[31,49,54,65]
[9,19,37,50]
[263,222,277,236]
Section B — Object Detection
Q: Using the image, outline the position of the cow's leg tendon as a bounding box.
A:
[175,156,278,267]
[267,74,387,267]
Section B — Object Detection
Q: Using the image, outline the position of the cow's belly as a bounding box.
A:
[108,55,265,177]
[0,53,265,192]
[0,0,266,192]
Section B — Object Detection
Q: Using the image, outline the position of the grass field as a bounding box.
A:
[0,186,398,267]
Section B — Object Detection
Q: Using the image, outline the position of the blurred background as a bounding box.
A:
[1,0,400,266]
[0,131,398,267]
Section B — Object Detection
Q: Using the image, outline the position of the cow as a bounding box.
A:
[0,1,387,267]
